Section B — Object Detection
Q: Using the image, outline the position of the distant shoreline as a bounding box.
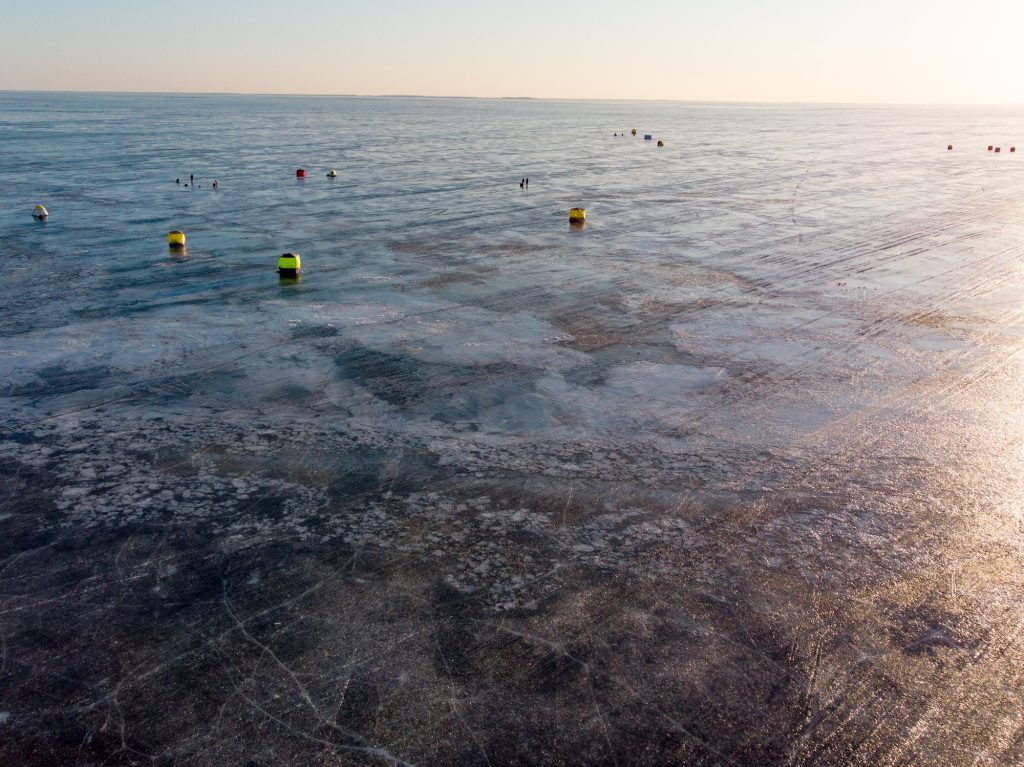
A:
[0,89,1021,108]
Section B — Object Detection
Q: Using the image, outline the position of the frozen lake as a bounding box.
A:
[1,93,1024,765]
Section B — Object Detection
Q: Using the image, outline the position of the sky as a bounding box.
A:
[1,0,1022,103]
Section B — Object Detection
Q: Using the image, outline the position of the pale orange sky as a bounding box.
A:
[1,0,1022,103]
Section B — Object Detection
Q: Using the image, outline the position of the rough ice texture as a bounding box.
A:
[1,94,1024,766]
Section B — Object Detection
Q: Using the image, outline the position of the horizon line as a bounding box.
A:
[1,88,1023,108]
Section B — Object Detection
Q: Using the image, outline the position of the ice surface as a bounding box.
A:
[1,94,1024,766]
